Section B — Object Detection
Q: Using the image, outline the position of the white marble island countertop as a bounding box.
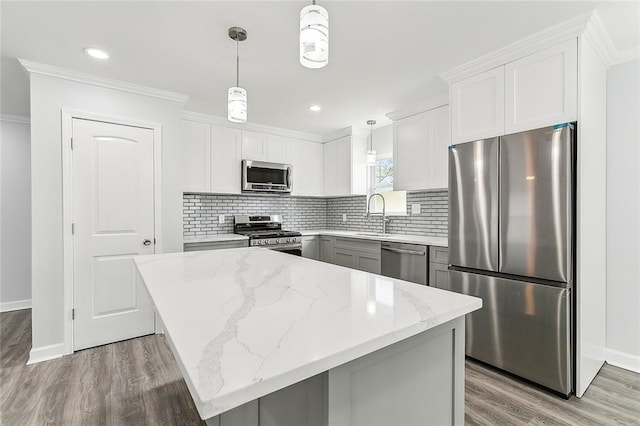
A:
[134,248,480,420]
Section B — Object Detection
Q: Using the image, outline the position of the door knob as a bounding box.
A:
[143,239,152,246]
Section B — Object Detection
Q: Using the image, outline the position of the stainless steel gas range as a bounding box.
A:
[234,215,302,256]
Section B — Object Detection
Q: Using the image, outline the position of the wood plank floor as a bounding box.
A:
[1,309,639,425]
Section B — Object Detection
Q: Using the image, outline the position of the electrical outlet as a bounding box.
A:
[218,214,225,224]
[411,204,421,215]
[342,214,347,222]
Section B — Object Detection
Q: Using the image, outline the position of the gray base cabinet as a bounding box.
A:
[332,238,381,274]
[301,236,320,260]
[429,246,449,288]
[320,236,334,263]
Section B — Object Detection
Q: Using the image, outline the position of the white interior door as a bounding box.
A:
[72,118,155,351]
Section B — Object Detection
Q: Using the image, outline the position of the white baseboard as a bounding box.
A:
[28,343,64,365]
[605,348,640,374]
[0,299,32,313]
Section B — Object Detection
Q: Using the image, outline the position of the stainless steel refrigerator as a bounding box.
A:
[444,123,575,396]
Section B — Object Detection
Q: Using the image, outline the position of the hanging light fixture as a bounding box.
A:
[300,0,329,69]
[366,120,377,166]
[228,26,248,123]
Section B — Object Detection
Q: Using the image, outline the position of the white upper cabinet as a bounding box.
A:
[182,121,242,194]
[450,67,505,143]
[241,131,290,163]
[394,111,429,191]
[505,39,577,133]
[323,137,347,196]
[265,134,289,163]
[182,120,211,193]
[450,40,578,143]
[427,105,451,189]
[323,133,368,197]
[211,125,242,194]
[393,105,450,191]
[288,139,323,196]
[241,131,268,161]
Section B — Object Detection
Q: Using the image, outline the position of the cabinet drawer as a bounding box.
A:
[429,246,449,265]
[334,237,380,254]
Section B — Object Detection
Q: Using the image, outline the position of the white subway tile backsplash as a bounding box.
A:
[183,190,448,238]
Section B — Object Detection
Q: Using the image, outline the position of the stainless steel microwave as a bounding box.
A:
[242,160,292,193]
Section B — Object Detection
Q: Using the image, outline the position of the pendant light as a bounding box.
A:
[228,26,248,123]
[366,120,377,166]
[300,0,329,69]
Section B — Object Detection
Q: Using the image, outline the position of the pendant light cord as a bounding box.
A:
[236,36,240,87]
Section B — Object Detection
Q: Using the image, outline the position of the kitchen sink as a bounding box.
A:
[356,232,386,237]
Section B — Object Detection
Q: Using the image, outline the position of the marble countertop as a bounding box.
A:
[183,230,447,247]
[134,248,479,419]
[300,229,448,247]
[183,234,249,244]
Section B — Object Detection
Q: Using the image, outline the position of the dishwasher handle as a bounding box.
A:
[381,246,426,256]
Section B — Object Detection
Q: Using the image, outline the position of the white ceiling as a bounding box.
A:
[2,1,639,135]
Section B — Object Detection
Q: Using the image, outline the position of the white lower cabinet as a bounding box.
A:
[393,105,450,191]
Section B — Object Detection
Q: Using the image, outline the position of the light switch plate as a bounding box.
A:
[218,214,225,224]
[411,204,421,215]
[342,214,347,222]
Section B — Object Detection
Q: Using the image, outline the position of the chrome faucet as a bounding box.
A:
[366,192,391,234]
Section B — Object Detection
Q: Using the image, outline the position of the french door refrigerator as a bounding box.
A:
[445,123,575,396]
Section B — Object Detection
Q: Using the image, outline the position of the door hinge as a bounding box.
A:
[72,308,75,320]
[71,223,75,234]
[70,137,74,150]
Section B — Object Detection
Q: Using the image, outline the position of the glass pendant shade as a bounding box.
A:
[228,87,247,123]
[300,4,329,69]
[366,149,377,166]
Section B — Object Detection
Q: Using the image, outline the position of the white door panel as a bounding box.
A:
[73,118,155,351]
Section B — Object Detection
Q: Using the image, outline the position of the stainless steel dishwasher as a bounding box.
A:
[380,242,428,285]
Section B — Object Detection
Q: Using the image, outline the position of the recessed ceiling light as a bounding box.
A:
[84,47,109,60]
[309,105,321,112]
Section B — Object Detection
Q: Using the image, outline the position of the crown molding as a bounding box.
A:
[18,59,189,104]
[439,12,593,84]
[386,93,449,122]
[182,110,323,143]
[323,127,352,143]
[582,11,618,67]
[0,114,30,124]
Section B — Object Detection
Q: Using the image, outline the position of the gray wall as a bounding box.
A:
[183,190,448,238]
[0,118,31,309]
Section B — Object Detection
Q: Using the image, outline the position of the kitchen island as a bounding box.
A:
[134,248,481,426]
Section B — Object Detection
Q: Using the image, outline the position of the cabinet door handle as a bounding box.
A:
[381,247,425,256]
[143,239,152,246]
